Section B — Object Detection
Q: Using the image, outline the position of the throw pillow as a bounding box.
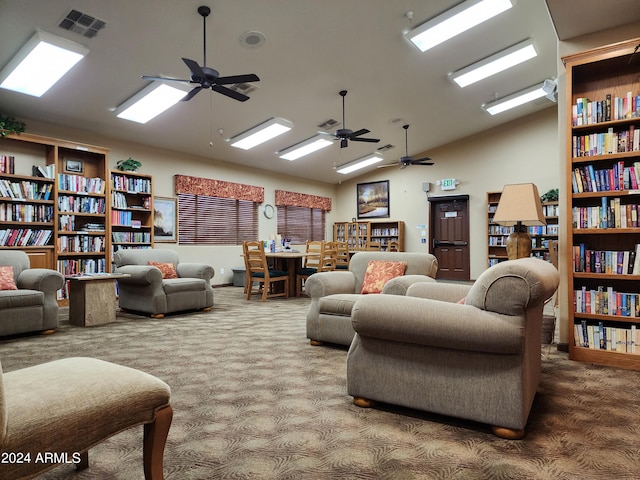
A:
[148,261,178,279]
[360,260,407,294]
[0,265,18,290]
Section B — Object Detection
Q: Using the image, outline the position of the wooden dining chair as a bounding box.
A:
[366,241,381,251]
[297,240,335,296]
[388,240,400,252]
[244,241,289,302]
[328,240,350,270]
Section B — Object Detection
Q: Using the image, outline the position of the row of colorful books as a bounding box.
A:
[572,126,639,157]
[572,244,640,274]
[574,286,640,315]
[572,92,640,126]
[0,155,15,174]
[57,235,106,253]
[110,174,151,193]
[0,228,52,247]
[111,231,151,243]
[57,195,106,214]
[58,173,105,194]
[571,161,640,193]
[0,179,53,200]
[0,203,53,223]
[572,198,639,229]
[574,321,640,353]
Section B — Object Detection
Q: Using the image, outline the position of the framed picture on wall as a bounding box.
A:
[154,197,177,242]
[357,180,390,219]
[64,158,84,174]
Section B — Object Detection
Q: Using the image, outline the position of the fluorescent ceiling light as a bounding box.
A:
[450,40,537,88]
[336,152,383,174]
[483,83,548,115]
[115,82,190,124]
[405,0,513,52]
[229,117,293,150]
[278,135,333,161]
[0,30,88,97]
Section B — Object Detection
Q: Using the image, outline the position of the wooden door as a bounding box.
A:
[429,196,470,281]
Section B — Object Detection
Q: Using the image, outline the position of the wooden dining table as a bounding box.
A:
[265,250,312,298]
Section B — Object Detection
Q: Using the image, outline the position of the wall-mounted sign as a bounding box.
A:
[441,178,457,190]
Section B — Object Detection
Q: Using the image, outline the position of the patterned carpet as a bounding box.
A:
[1,287,640,479]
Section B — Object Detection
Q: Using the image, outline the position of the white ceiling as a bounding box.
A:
[0,1,638,184]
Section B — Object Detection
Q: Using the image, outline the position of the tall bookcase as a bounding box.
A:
[0,133,57,268]
[487,191,558,267]
[563,38,640,370]
[110,170,154,257]
[334,220,404,251]
[53,141,110,299]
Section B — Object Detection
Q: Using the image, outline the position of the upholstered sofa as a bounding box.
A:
[113,249,214,317]
[346,257,559,439]
[305,251,438,346]
[0,250,64,337]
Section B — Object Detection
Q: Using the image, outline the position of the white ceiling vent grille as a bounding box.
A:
[228,82,259,96]
[318,118,340,130]
[377,144,396,152]
[59,9,107,38]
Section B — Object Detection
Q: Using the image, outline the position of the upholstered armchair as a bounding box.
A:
[347,257,559,439]
[305,251,438,346]
[113,248,214,318]
[0,250,64,337]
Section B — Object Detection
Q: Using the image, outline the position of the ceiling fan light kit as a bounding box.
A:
[378,124,434,169]
[0,29,88,97]
[228,117,293,150]
[320,90,380,148]
[406,0,513,52]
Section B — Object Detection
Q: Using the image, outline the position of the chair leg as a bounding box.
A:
[143,405,173,480]
[76,450,89,471]
[262,281,268,302]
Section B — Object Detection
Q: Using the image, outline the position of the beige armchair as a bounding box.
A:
[347,257,559,439]
[0,250,64,337]
[113,248,214,318]
[305,251,438,346]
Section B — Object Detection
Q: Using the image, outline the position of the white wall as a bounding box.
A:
[334,107,560,280]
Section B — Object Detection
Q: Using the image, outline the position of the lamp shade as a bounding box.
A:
[493,183,546,227]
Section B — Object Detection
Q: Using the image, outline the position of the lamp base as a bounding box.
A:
[506,232,532,260]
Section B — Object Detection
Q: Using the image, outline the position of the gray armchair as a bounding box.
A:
[0,250,64,337]
[347,257,560,439]
[113,249,214,318]
[305,251,438,346]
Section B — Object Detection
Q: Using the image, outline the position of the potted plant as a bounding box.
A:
[116,157,142,172]
[0,115,26,138]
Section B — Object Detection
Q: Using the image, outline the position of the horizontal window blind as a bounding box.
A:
[178,193,258,245]
[277,205,325,243]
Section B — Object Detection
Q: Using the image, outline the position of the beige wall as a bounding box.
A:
[334,107,560,280]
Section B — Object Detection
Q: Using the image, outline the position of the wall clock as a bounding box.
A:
[263,204,274,219]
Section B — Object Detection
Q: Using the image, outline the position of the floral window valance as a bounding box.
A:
[174,175,264,203]
[275,190,331,211]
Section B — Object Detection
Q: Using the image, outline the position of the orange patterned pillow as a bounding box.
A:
[148,261,178,279]
[360,260,407,294]
[0,265,18,290]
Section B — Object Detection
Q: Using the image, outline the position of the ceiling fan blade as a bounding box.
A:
[413,156,432,163]
[414,161,434,166]
[212,84,250,102]
[182,86,203,101]
[351,137,380,143]
[182,57,206,79]
[142,75,191,83]
[215,73,260,85]
[349,128,370,138]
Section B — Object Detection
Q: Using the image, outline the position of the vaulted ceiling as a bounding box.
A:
[1,1,638,184]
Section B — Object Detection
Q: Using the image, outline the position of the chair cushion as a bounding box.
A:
[251,270,288,278]
[319,293,361,317]
[0,289,44,308]
[148,261,178,279]
[0,266,17,290]
[360,260,407,294]
[298,267,317,276]
[163,278,206,293]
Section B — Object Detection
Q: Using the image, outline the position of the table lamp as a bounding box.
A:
[492,183,546,260]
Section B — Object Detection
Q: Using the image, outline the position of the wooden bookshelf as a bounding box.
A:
[334,220,404,251]
[563,37,640,370]
[486,191,558,267]
[110,170,154,259]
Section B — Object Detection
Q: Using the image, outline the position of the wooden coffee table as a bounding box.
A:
[66,273,130,327]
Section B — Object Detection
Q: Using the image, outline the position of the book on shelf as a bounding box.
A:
[572,243,640,275]
[0,155,15,174]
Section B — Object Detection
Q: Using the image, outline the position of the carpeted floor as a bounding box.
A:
[1,286,640,479]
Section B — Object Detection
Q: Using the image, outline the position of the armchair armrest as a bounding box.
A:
[17,269,64,293]
[176,263,214,281]
[114,265,162,285]
[305,271,357,299]
[382,275,437,295]
[406,282,472,302]
[351,295,523,354]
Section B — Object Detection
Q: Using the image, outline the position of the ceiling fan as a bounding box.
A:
[379,124,434,169]
[321,90,380,148]
[141,5,260,102]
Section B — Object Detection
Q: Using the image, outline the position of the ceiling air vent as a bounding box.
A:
[228,82,258,96]
[59,9,107,39]
[318,118,340,130]
[377,144,396,152]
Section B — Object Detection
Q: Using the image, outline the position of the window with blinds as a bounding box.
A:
[178,193,258,244]
[277,205,325,243]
